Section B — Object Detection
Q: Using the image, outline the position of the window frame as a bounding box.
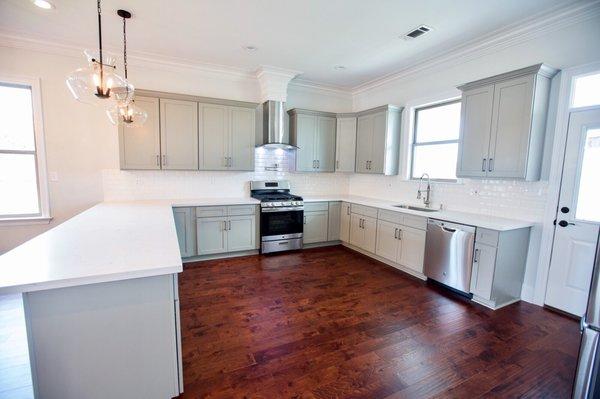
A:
[410,98,461,182]
[0,75,51,225]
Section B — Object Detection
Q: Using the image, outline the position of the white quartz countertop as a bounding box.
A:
[303,195,534,231]
[0,194,532,294]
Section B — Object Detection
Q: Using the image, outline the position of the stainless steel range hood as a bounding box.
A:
[259,100,297,150]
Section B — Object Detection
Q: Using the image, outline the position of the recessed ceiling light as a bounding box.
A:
[243,45,258,52]
[32,0,55,9]
[334,65,346,71]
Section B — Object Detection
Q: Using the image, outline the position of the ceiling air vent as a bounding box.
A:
[404,25,432,40]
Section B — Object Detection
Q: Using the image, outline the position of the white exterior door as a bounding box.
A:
[545,108,600,316]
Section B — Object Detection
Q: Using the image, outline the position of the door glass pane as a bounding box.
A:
[572,73,600,108]
[412,143,458,180]
[415,102,461,142]
[0,84,35,151]
[575,128,600,222]
[0,153,40,216]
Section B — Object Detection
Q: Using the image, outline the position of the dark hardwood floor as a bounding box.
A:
[177,245,580,399]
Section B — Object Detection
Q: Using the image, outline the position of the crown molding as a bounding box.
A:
[288,78,353,99]
[351,0,600,95]
[255,65,302,102]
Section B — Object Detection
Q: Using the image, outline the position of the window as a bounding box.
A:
[0,78,50,222]
[411,99,461,180]
[571,72,600,108]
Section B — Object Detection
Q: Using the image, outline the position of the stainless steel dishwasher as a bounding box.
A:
[424,219,476,294]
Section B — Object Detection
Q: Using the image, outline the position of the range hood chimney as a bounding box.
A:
[261,100,296,150]
[255,66,301,150]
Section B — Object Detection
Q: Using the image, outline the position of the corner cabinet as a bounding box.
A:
[456,64,558,180]
[335,116,357,172]
[289,109,336,173]
[355,105,402,175]
[119,96,161,170]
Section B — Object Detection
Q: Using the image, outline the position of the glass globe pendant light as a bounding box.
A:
[107,9,147,127]
[66,0,133,106]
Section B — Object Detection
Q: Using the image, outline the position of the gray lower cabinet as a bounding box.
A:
[195,205,258,256]
[173,207,196,258]
[160,99,199,170]
[355,105,402,175]
[119,96,161,170]
[469,227,530,309]
[327,202,341,241]
[349,213,377,253]
[302,201,342,245]
[289,109,336,172]
[340,202,351,242]
[303,211,329,244]
[375,217,426,274]
[456,64,558,180]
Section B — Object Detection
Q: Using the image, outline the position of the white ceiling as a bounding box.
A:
[0,0,579,89]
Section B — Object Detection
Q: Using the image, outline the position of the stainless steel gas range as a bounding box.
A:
[250,180,304,254]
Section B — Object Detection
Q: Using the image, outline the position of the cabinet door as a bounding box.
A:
[397,226,426,273]
[336,117,357,172]
[196,217,227,255]
[349,214,364,248]
[487,75,535,179]
[456,85,494,178]
[376,220,400,263]
[355,115,373,173]
[229,107,256,171]
[119,96,161,170]
[362,216,377,253]
[227,215,256,252]
[295,114,317,172]
[327,202,341,241]
[369,111,387,174]
[200,104,229,170]
[316,116,336,172]
[160,99,199,170]
[173,208,196,258]
[304,211,329,244]
[340,202,351,242]
[470,243,497,300]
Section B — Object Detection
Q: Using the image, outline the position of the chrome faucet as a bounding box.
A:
[417,173,432,208]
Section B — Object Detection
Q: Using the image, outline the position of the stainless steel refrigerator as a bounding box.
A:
[573,231,600,398]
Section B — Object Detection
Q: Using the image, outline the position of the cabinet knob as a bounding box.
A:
[561,206,570,214]
[558,220,574,227]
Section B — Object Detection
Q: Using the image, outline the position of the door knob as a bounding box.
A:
[558,220,574,227]
[561,207,570,213]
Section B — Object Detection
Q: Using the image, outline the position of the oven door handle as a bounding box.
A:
[261,207,304,213]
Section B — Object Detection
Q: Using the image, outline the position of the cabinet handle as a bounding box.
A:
[336,160,339,169]
[481,158,487,172]
[474,248,479,262]
[394,228,398,239]
[347,206,350,215]
[156,155,160,167]
[304,216,307,225]
[488,158,494,172]
[398,229,402,240]
[228,220,231,230]
[317,160,320,169]
[223,220,227,231]
[162,154,167,166]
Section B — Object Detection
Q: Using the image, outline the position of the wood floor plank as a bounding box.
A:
[177,246,579,398]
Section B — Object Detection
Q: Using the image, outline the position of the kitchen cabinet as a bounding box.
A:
[327,202,341,241]
[199,104,256,171]
[119,96,161,170]
[196,205,258,255]
[355,105,402,175]
[173,207,196,258]
[375,220,426,273]
[470,242,497,300]
[160,99,199,170]
[335,116,357,172]
[289,109,336,172]
[349,214,377,253]
[303,211,329,244]
[456,64,558,180]
[340,202,351,242]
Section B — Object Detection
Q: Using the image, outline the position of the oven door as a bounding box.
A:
[260,207,303,241]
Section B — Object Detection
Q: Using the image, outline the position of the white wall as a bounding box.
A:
[0,44,352,253]
[348,13,600,302]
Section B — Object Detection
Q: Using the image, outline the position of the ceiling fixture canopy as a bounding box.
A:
[66,0,133,106]
[107,9,147,127]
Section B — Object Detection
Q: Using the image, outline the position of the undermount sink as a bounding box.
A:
[393,204,438,212]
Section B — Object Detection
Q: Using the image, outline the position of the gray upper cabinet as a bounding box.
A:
[289,109,336,173]
[199,103,256,171]
[119,96,161,170]
[456,64,558,181]
[160,99,199,170]
[335,116,357,172]
[355,105,402,175]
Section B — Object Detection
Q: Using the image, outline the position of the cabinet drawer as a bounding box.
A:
[304,202,329,212]
[351,204,378,218]
[377,209,403,225]
[402,215,427,231]
[196,206,227,218]
[476,228,499,247]
[228,205,257,216]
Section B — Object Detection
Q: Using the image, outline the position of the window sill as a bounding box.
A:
[0,216,53,226]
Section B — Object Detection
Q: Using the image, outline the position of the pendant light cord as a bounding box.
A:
[122,15,128,80]
[97,0,104,84]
